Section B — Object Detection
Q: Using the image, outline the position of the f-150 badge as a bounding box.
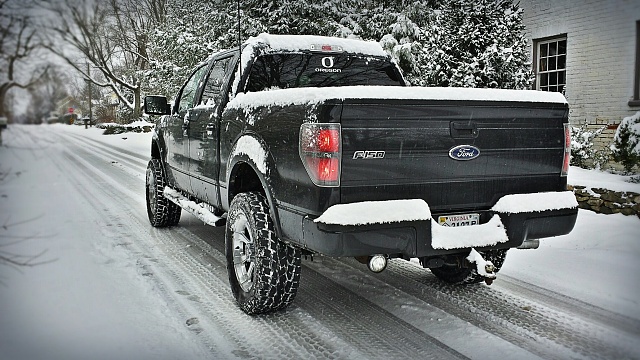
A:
[449,145,480,160]
[353,151,385,159]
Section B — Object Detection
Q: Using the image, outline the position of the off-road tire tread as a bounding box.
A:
[226,192,301,315]
[146,159,181,227]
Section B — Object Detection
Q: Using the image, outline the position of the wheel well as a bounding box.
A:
[229,162,265,204]
[151,139,161,159]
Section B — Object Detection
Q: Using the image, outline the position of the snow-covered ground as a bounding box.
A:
[503,161,640,321]
[1,124,639,359]
[0,124,211,360]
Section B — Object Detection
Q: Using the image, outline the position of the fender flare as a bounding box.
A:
[226,135,283,237]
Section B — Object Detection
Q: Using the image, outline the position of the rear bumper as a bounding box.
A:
[295,192,578,257]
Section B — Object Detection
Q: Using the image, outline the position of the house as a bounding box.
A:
[519,0,640,167]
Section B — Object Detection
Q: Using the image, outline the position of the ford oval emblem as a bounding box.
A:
[449,145,481,161]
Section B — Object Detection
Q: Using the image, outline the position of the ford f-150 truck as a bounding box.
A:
[144,33,578,315]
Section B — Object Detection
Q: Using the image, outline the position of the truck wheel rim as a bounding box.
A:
[146,169,157,214]
[231,213,255,292]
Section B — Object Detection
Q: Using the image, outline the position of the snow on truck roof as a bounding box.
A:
[247,33,388,56]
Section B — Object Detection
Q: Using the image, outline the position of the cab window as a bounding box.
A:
[246,53,404,92]
[178,65,208,112]
[202,57,233,106]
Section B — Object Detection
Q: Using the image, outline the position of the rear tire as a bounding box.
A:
[225,192,301,314]
[430,249,508,284]
[146,159,181,227]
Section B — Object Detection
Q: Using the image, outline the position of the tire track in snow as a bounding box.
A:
[297,265,470,359]
[497,274,640,336]
[58,131,147,175]
[64,130,149,162]
[367,258,640,359]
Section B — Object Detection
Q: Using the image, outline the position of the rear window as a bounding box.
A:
[246,53,404,92]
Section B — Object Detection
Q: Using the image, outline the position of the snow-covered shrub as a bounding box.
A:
[570,121,609,169]
[98,120,154,135]
[116,106,136,124]
[611,111,640,174]
[379,15,422,78]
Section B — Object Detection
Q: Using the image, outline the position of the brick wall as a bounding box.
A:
[519,0,640,156]
[589,117,622,160]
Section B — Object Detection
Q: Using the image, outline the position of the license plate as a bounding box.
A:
[437,213,479,227]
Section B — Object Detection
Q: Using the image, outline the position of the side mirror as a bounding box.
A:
[144,95,170,115]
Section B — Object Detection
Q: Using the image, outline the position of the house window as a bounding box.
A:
[535,36,567,93]
[630,21,640,106]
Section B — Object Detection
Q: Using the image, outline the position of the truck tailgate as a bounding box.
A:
[339,99,569,213]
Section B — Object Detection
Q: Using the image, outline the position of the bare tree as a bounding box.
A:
[0,0,50,120]
[25,66,70,123]
[40,0,167,121]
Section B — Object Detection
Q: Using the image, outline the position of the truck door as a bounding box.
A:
[167,64,208,192]
[187,55,234,207]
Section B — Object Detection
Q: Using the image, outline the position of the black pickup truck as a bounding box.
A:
[144,34,578,315]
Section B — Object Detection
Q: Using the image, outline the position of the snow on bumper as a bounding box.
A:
[306,191,578,255]
[490,191,578,214]
[430,215,508,250]
[314,199,432,226]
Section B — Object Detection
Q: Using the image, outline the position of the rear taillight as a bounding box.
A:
[562,123,570,176]
[300,123,341,187]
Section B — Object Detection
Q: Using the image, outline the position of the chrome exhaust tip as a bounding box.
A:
[517,239,540,249]
[367,255,388,273]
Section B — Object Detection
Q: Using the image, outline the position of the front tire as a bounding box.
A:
[225,192,301,315]
[429,249,508,284]
[146,159,181,227]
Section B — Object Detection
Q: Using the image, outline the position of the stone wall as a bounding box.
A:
[569,185,640,218]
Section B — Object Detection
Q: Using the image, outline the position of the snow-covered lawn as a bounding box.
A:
[503,159,640,321]
[1,124,639,359]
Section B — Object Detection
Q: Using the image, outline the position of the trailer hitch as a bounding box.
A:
[466,248,497,285]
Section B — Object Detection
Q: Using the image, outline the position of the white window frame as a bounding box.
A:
[535,36,567,93]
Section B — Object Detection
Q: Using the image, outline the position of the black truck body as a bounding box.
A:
[144,34,578,314]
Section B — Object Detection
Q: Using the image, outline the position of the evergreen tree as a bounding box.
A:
[146,0,227,98]
[245,0,339,36]
[412,0,533,88]
[142,0,533,103]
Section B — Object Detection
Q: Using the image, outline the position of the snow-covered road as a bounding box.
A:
[1,124,639,360]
